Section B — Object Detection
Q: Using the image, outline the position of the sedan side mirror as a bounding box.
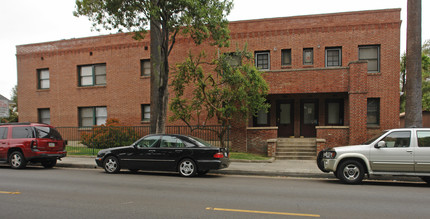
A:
[375,141,386,149]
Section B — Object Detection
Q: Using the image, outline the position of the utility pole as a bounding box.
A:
[405,0,422,127]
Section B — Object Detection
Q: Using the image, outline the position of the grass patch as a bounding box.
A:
[229,152,270,160]
[66,146,100,156]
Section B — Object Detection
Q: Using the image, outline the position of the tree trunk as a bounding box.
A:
[405,0,422,128]
[149,17,169,134]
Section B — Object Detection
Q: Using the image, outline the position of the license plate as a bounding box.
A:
[49,143,56,147]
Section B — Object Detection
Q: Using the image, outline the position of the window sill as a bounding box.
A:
[140,75,150,79]
[367,72,382,76]
[302,65,314,68]
[141,120,150,124]
[77,85,106,89]
[367,125,380,129]
[281,65,292,69]
[36,89,50,92]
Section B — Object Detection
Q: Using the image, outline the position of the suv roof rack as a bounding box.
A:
[0,122,32,126]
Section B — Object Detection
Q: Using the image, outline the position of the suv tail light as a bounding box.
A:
[31,140,38,149]
[213,152,224,158]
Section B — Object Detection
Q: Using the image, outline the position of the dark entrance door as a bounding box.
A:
[277,100,294,137]
[301,100,318,137]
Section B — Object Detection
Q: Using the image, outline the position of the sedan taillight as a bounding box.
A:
[213,152,224,158]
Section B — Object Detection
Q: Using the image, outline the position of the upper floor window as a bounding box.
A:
[255,51,270,70]
[225,53,242,67]
[141,104,150,122]
[38,108,51,124]
[37,69,50,89]
[367,98,380,126]
[281,49,292,66]
[79,64,106,86]
[141,59,151,76]
[303,48,313,65]
[325,47,342,67]
[79,106,107,127]
[359,45,380,73]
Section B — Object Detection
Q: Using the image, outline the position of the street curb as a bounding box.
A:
[211,169,333,178]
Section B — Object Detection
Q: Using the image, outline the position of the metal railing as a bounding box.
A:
[57,125,230,156]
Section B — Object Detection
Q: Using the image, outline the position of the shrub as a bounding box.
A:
[80,118,140,149]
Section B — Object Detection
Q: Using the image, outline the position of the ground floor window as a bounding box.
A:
[79,106,107,127]
[326,99,344,125]
[253,108,269,126]
[367,98,380,126]
[141,104,150,122]
[38,108,50,124]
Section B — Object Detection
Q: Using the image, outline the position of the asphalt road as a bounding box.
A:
[1,166,430,218]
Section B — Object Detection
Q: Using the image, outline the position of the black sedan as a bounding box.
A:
[95,134,230,177]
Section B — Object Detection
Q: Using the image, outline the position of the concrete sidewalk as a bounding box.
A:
[56,156,331,178]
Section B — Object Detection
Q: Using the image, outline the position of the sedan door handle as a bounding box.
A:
[148,150,156,152]
[406,150,413,153]
[175,150,183,153]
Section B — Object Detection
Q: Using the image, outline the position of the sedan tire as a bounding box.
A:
[103,156,121,174]
[336,160,364,184]
[178,159,197,177]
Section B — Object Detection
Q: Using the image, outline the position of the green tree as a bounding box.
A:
[74,0,232,134]
[400,48,430,112]
[1,85,18,123]
[170,46,269,148]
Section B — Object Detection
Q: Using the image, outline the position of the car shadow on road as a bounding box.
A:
[318,178,430,187]
[95,170,225,178]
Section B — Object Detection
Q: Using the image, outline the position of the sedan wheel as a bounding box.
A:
[9,151,27,169]
[337,160,364,184]
[178,159,197,177]
[103,156,120,173]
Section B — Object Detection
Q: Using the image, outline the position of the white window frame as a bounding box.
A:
[79,64,106,86]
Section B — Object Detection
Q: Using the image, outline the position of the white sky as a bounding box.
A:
[0,0,428,99]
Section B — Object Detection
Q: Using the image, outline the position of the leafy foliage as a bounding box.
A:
[74,0,233,133]
[400,49,430,112]
[170,46,269,147]
[1,85,18,123]
[80,118,140,149]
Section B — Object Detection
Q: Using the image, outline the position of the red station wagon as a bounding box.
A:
[0,123,67,169]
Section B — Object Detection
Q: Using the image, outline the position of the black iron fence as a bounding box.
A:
[57,125,230,156]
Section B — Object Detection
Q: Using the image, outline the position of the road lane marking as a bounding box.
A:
[0,191,21,195]
[206,207,320,217]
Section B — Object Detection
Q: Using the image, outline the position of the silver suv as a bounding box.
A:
[317,128,430,184]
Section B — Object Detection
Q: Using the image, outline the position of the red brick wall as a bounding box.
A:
[16,9,401,152]
[316,127,349,151]
[246,128,278,154]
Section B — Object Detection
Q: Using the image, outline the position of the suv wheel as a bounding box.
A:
[41,159,57,168]
[337,160,364,184]
[9,151,27,169]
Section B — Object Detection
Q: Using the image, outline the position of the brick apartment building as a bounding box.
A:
[16,9,401,158]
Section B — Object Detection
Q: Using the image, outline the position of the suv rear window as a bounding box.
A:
[12,126,35,139]
[35,126,63,140]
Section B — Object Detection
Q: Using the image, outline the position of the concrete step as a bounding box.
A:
[277,147,316,152]
[275,155,316,160]
[275,138,317,160]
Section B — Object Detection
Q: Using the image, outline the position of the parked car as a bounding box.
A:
[95,134,230,177]
[0,122,67,169]
[317,128,430,184]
